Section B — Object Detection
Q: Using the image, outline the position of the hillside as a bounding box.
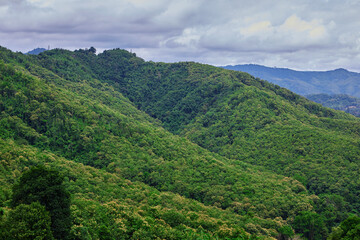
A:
[222,64,360,98]
[1,46,360,239]
[0,47,316,239]
[30,48,360,233]
[306,93,360,117]
[1,139,269,239]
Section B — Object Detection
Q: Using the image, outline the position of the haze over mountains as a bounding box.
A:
[1,46,360,239]
[223,64,360,98]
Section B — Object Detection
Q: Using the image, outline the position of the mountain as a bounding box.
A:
[222,64,360,98]
[0,47,302,239]
[306,93,360,117]
[0,46,310,239]
[1,46,360,239]
[26,47,47,55]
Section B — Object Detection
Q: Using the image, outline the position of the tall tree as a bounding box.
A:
[293,211,327,240]
[328,215,360,240]
[11,166,71,240]
[2,202,54,240]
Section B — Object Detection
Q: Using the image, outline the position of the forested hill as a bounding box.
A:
[222,64,360,98]
[1,46,360,239]
[306,93,360,117]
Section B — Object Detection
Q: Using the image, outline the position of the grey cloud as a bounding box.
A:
[0,0,359,71]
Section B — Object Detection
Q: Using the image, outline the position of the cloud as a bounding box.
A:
[164,14,329,53]
[240,21,272,37]
[0,0,359,71]
[279,15,327,41]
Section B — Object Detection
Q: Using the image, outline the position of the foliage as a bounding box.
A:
[293,211,327,240]
[0,54,314,225]
[0,138,264,239]
[1,202,54,240]
[11,166,71,240]
[277,225,294,240]
[328,215,360,240]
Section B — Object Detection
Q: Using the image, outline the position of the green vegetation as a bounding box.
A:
[0,58,313,220]
[0,139,268,239]
[306,93,360,117]
[11,166,71,239]
[1,202,54,240]
[328,215,360,240]
[1,46,360,239]
[293,211,327,240]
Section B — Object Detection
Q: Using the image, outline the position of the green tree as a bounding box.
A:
[3,202,54,240]
[11,166,71,240]
[293,211,327,240]
[328,215,360,240]
[0,207,6,240]
[88,47,96,54]
[278,225,294,240]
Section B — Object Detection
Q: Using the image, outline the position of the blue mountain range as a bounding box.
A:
[223,64,360,98]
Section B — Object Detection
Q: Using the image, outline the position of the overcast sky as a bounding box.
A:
[1,0,360,71]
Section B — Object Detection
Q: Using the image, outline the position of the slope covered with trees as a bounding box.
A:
[0,47,316,239]
[1,46,360,239]
[0,139,268,239]
[306,93,360,117]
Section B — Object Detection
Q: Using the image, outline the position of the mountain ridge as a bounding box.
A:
[222,64,360,98]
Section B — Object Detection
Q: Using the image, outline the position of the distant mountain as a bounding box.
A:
[223,64,360,98]
[307,93,360,117]
[26,47,47,55]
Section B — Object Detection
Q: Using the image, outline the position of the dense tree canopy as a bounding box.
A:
[2,202,54,240]
[11,166,71,240]
[328,215,360,240]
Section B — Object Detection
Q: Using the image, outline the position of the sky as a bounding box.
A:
[0,0,360,71]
